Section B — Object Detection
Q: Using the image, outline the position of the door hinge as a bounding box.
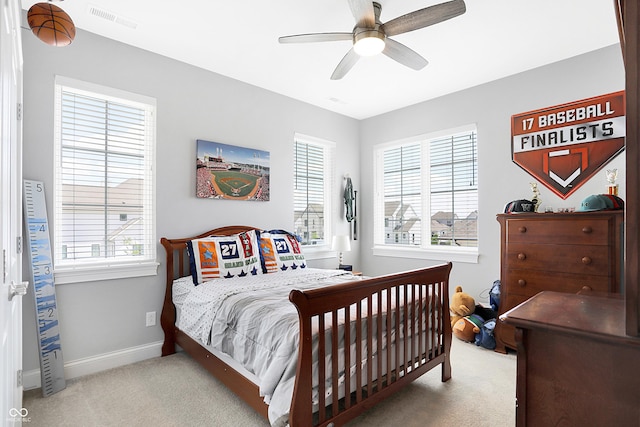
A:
[17,103,22,121]
[17,370,23,387]
[2,249,6,281]
[17,236,22,254]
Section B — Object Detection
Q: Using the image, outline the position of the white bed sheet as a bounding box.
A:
[173,268,360,425]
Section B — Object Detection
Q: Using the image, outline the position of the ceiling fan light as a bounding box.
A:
[353,31,385,56]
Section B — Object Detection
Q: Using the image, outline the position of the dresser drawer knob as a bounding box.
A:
[517,253,526,260]
[518,279,526,287]
[518,226,527,233]
[582,226,593,234]
[581,256,592,265]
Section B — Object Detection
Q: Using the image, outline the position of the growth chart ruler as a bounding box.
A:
[23,180,66,396]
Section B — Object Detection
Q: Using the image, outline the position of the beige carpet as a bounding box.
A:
[22,338,516,426]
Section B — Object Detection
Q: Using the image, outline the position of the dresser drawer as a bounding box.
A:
[505,243,612,276]
[505,217,611,245]
[504,269,613,297]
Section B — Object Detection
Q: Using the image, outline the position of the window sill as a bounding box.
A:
[372,245,478,264]
[54,261,159,285]
[301,245,335,261]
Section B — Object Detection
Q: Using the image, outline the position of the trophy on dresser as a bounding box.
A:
[530,182,541,212]
[606,169,618,196]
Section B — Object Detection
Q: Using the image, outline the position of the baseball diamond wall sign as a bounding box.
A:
[511,91,626,199]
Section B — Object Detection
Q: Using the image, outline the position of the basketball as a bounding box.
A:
[27,2,76,47]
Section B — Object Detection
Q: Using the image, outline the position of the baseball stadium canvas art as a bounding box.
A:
[196,139,270,201]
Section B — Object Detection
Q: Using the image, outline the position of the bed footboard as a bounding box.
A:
[288,262,452,427]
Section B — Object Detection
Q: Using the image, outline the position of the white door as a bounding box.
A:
[1,0,25,424]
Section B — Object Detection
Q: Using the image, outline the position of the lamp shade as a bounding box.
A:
[331,235,351,252]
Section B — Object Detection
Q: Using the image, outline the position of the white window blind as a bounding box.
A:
[54,77,157,283]
[430,131,478,247]
[375,126,478,255]
[383,143,423,245]
[293,134,334,247]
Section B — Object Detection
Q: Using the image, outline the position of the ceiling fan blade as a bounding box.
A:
[279,32,353,44]
[382,0,466,37]
[348,0,376,28]
[382,38,428,70]
[331,48,360,80]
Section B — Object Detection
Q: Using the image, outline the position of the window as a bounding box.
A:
[91,244,100,257]
[374,125,478,262]
[53,77,157,284]
[293,133,334,248]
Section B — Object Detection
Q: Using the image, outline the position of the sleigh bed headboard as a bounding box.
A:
[161,225,260,281]
[159,225,260,355]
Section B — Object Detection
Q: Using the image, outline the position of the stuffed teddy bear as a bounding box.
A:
[453,313,484,342]
[450,285,476,328]
[450,285,498,345]
[489,279,501,312]
[474,318,497,350]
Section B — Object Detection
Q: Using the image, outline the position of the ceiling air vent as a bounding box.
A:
[88,5,138,29]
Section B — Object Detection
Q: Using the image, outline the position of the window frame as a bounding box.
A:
[53,76,158,284]
[293,133,335,258]
[373,125,479,263]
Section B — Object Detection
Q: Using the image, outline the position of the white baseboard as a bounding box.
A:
[23,340,163,391]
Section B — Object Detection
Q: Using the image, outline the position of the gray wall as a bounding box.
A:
[359,44,625,301]
[21,26,360,375]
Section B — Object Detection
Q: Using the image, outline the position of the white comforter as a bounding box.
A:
[174,268,361,426]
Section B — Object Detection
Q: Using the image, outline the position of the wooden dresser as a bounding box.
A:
[502,291,640,426]
[494,211,624,353]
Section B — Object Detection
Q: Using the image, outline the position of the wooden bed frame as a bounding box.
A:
[160,225,453,427]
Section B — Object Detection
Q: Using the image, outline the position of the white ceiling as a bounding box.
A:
[22,0,620,119]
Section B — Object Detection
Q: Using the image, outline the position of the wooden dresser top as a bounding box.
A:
[501,291,640,348]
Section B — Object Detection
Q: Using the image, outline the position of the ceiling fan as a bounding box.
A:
[278,0,466,80]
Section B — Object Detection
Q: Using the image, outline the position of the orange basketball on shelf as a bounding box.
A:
[27,2,76,47]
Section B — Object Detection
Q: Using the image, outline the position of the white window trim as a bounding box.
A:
[372,244,479,263]
[293,133,335,254]
[53,76,158,284]
[373,124,479,263]
[55,260,159,285]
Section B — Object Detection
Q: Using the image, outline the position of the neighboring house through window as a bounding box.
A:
[373,125,479,263]
[293,133,334,248]
[53,77,157,283]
